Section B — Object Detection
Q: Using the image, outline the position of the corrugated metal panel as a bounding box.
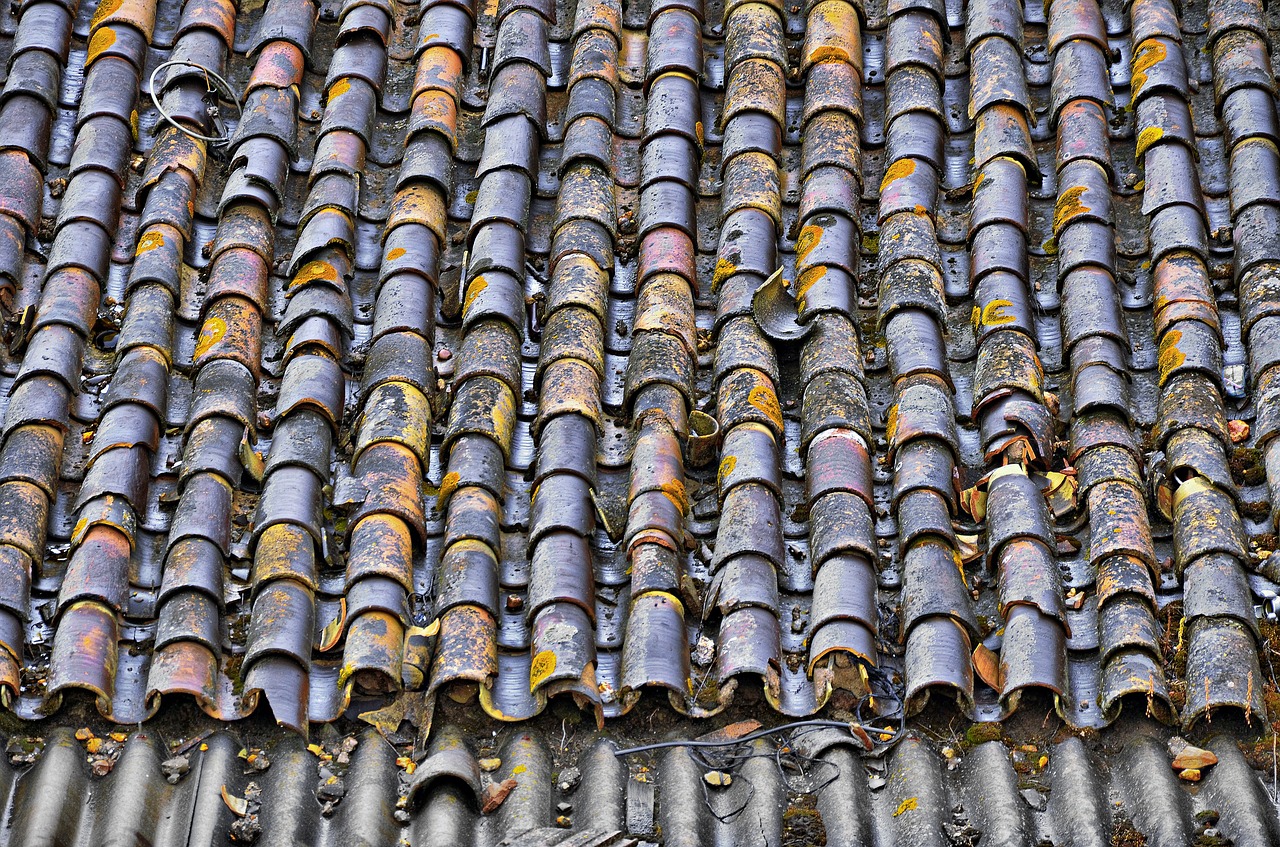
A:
[0,715,1276,845]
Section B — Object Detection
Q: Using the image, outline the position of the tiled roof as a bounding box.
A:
[2,0,1280,835]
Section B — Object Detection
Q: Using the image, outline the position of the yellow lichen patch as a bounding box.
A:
[1157,328,1186,375]
[980,299,1017,327]
[718,455,737,488]
[748,384,783,429]
[529,650,557,690]
[661,478,688,512]
[194,316,228,360]
[328,77,352,100]
[386,246,406,261]
[880,158,916,192]
[1131,40,1166,95]
[437,470,460,504]
[795,224,823,263]
[1053,185,1091,232]
[292,259,338,289]
[86,27,116,64]
[808,45,848,65]
[695,121,704,145]
[1136,126,1165,159]
[713,257,737,287]
[463,275,488,315]
[885,403,899,444]
[136,230,166,255]
[794,264,825,297]
[89,0,123,29]
[920,26,941,55]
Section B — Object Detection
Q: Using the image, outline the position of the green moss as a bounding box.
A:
[1111,812,1147,847]
[961,722,1004,749]
[1230,448,1266,486]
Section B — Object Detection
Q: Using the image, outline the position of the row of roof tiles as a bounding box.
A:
[0,0,1272,741]
[2,717,1280,846]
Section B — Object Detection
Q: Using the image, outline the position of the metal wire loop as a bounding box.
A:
[148,59,241,145]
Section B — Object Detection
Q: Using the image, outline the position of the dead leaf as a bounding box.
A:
[316,598,347,652]
[955,534,983,564]
[1155,482,1174,521]
[960,486,988,522]
[238,433,265,483]
[482,778,518,814]
[696,720,761,744]
[222,785,248,817]
[1042,471,1078,519]
[848,723,874,750]
[973,643,1005,692]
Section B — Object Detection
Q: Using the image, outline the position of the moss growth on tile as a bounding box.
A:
[961,722,1004,748]
[1111,812,1147,847]
[782,795,827,847]
[1229,447,1266,487]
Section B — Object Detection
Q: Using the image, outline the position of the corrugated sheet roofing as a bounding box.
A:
[1,0,1280,839]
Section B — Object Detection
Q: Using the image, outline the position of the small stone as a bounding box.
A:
[1229,420,1250,443]
[555,815,572,828]
[229,814,261,843]
[437,348,452,361]
[1179,768,1202,782]
[704,770,732,787]
[317,775,346,803]
[692,636,716,668]
[479,757,502,772]
[557,766,581,792]
[394,809,411,824]
[1020,788,1046,811]
[868,775,887,790]
[505,594,523,612]
[556,801,573,814]
[161,755,190,784]
[1170,740,1218,771]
